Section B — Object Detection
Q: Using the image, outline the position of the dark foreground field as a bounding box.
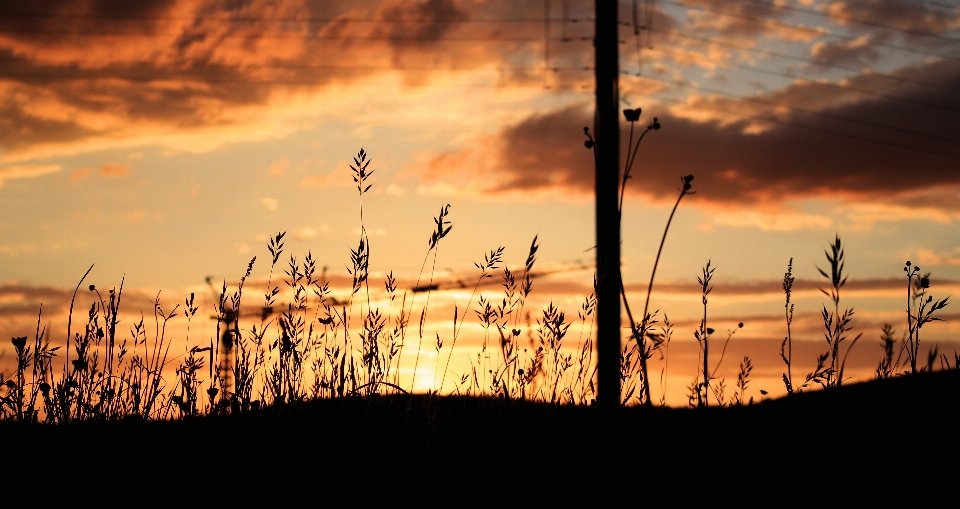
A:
[5,370,957,456]
[4,371,957,502]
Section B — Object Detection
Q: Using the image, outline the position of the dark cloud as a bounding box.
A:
[0,83,100,152]
[681,0,791,37]
[809,33,885,68]
[0,0,181,41]
[0,282,180,321]
[0,283,73,319]
[378,0,466,54]
[492,103,596,194]
[672,0,960,77]
[418,57,960,207]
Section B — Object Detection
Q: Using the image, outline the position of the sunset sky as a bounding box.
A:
[2,0,959,404]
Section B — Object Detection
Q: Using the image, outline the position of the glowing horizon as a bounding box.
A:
[2,0,959,405]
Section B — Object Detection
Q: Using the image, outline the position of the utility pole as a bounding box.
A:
[595,0,621,407]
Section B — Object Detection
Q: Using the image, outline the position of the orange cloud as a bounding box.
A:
[384,183,408,196]
[710,209,834,232]
[124,210,146,222]
[269,156,290,177]
[260,197,278,211]
[0,243,38,257]
[100,164,129,177]
[825,0,960,35]
[0,164,61,186]
[401,104,596,201]
[683,0,787,36]
[300,161,355,188]
[294,227,318,240]
[916,248,960,267]
[0,0,555,159]
[810,34,882,68]
[69,168,90,181]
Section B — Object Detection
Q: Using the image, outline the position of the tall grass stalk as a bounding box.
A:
[817,235,862,388]
[876,323,897,379]
[409,204,452,392]
[708,323,744,406]
[615,107,693,406]
[455,247,504,394]
[780,258,795,394]
[621,175,694,405]
[899,263,950,375]
[693,261,715,407]
[64,264,94,381]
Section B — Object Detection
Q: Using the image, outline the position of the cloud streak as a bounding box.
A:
[0,163,60,185]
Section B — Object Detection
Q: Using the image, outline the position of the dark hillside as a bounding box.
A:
[5,369,957,455]
[4,371,956,503]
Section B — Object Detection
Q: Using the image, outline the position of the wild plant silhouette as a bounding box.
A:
[0,137,954,436]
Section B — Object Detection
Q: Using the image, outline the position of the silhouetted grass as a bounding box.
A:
[0,142,955,449]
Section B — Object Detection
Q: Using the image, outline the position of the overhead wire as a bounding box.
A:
[645,0,656,49]
[0,25,544,41]
[0,71,594,89]
[651,28,960,93]
[625,73,960,157]
[0,5,956,149]
[633,0,644,76]
[4,8,956,76]
[625,77,959,161]
[0,27,953,127]
[0,20,954,100]
[0,12,581,23]
[651,45,960,113]
[900,0,960,10]
[737,0,960,44]
[544,0,551,88]
[659,0,960,62]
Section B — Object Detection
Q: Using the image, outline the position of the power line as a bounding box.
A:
[1,30,955,124]
[5,8,956,88]
[900,0,960,10]
[7,44,954,128]
[653,28,960,94]
[0,25,545,41]
[544,0,550,88]
[653,45,960,113]
[0,12,582,23]
[629,78,959,161]
[0,68,594,89]
[5,23,953,95]
[0,59,594,73]
[6,14,950,63]
[738,0,960,44]
[658,0,960,62]
[2,6,956,134]
[628,73,960,157]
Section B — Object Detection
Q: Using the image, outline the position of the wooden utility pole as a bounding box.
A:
[595,0,621,407]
